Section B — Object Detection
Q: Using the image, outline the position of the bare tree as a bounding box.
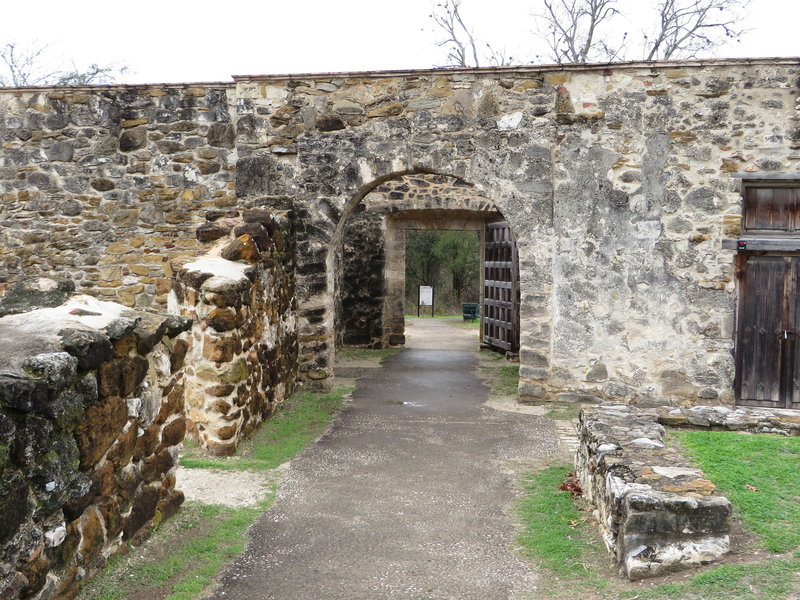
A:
[643,0,749,60]
[428,0,750,68]
[0,42,125,87]
[0,43,59,86]
[430,0,482,67]
[540,0,623,63]
[430,1,518,67]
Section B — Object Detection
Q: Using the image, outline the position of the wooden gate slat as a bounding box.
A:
[482,221,519,353]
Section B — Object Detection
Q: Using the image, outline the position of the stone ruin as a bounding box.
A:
[0,205,298,597]
[0,280,190,598]
[2,56,800,595]
[576,403,800,579]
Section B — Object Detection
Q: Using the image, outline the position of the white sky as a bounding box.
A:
[0,0,796,85]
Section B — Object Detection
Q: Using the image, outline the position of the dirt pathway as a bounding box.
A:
[211,318,561,600]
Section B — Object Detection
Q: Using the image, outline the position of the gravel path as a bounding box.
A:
[210,319,561,600]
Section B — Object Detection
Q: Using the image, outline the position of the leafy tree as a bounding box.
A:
[405,230,443,297]
[405,230,480,307]
[0,42,125,87]
[433,231,480,303]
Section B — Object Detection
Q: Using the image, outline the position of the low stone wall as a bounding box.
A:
[576,405,732,580]
[652,405,800,435]
[171,208,298,455]
[0,287,191,599]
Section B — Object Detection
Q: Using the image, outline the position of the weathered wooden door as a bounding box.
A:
[736,255,800,409]
[482,221,519,353]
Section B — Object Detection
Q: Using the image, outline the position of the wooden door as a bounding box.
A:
[736,255,800,409]
[482,221,519,353]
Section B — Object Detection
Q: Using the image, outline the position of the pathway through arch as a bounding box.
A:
[211,318,560,599]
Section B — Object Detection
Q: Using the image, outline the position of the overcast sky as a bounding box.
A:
[0,0,796,85]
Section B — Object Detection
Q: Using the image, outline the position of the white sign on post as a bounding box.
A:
[419,286,433,306]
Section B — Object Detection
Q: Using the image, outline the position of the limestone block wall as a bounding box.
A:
[171,209,298,455]
[231,60,800,404]
[0,86,237,309]
[2,59,800,405]
[576,405,732,580]
[0,289,191,599]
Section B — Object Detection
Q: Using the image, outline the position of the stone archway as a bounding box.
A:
[335,173,505,349]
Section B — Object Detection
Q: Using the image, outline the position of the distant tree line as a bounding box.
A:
[405,230,481,311]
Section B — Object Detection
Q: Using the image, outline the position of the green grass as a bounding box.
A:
[545,404,584,420]
[517,465,582,573]
[80,501,272,600]
[512,434,800,600]
[479,351,519,397]
[623,553,800,600]
[181,386,353,471]
[517,464,592,577]
[336,346,401,361]
[673,431,800,553]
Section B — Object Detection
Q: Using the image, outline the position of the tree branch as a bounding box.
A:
[430,0,481,67]
[644,0,749,60]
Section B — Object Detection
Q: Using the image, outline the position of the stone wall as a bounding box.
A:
[230,60,800,404]
[0,86,237,309]
[576,405,732,580]
[338,173,499,347]
[0,285,191,599]
[171,209,298,455]
[2,59,800,405]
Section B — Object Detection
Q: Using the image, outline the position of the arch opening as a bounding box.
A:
[331,172,513,354]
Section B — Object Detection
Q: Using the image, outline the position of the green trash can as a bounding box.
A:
[462,302,479,321]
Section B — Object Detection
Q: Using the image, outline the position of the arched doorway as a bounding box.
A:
[332,172,516,353]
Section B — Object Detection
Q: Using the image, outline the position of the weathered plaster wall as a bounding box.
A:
[230,60,800,405]
[0,286,190,599]
[2,59,800,406]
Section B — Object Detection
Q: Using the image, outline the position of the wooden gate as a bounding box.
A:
[482,221,519,353]
[735,254,800,409]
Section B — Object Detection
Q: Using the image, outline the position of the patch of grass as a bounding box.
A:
[80,499,274,600]
[624,554,800,600]
[676,431,800,553]
[478,350,519,397]
[181,386,353,471]
[336,346,400,361]
[453,319,480,329]
[545,404,584,420]
[517,464,592,578]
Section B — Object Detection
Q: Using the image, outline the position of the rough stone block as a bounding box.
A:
[97,357,149,399]
[0,376,50,413]
[0,277,75,317]
[75,396,128,469]
[123,484,160,541]
[59,328,114,372]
